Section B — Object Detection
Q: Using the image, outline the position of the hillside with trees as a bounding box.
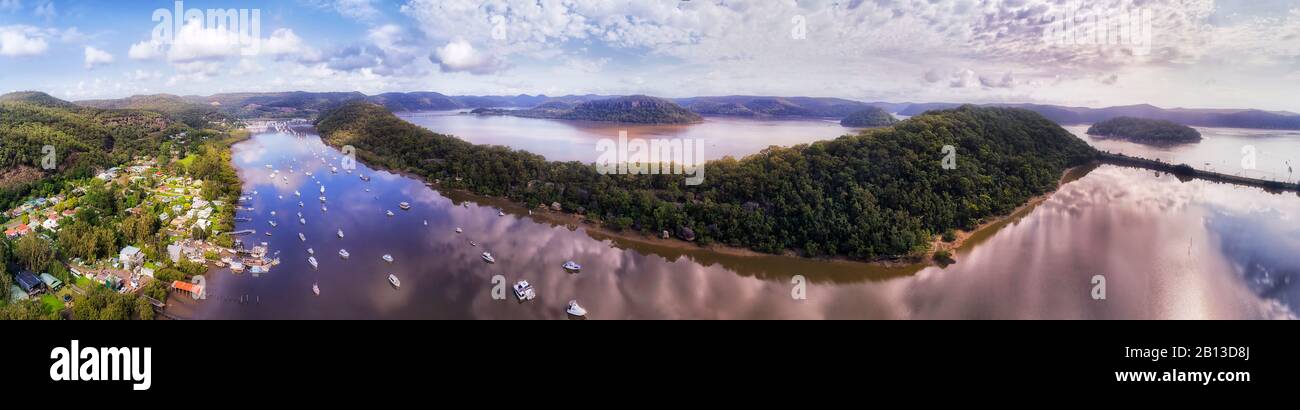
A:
[841,107,899,127]
[1087,116,1202,144]
[318,102,1097,260]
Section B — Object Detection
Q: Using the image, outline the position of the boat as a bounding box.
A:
[271,211,277,216]
[308,256,318,269]
[562,261,582,272]
[566,300,587,317]
[268,220,277,227]
[365,188,371,192]
[278,195,283,199]
[299,218,306,225]
[388,274,401,288]
[312,283,320,296]
[265,232,273,236]
[463,203,469,208]
[322,205,328,212]
[386,210,394,217]
[298,201,304,207]
[299,233,306,241]
[481,252,496,264]
[294,190,301,197]
[337,229,344,238]
[382,254,393,263]
[512,280,537,301]
[339,249,350,259]
[331,167,338,173]
[423,220,428,226]
[319,196,327,203]
[360,174,371,181]
[399,202,411,210]
[307,248,314,255]
[320,186,325,194]
[499,211,506,217]
[455,227,463,234]
[470,241,478,247]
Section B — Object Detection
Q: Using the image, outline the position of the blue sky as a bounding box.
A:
[1,0,1298,111]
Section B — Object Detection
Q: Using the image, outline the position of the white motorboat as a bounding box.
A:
[337,229,344,238]
[382,254,393,263]
[470,241,478,247]
[562,261,582,272]
[388,274,401,288]
[386,210,394,217]
[299,233,306,242]
[308,256,318,269]
[312,283,320,296]
[399,202,411,210]
[294,190,301,197]
[455,227,463,234]
[338,249,350,259]
[566,300,587,317]
[513,281,536,301]
[319,196,327,203]
[300,218,306,225]
[423,220,428,226]
[298,201,305,207]
[481,252,496,264]
[268,220,277,227]
[307,248,314,255]
[499,211,506,217]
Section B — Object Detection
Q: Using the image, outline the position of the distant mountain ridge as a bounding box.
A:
[74,91,1300,130]
[471,95,703,124]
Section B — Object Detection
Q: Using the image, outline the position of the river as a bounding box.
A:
[164,116,1300,319]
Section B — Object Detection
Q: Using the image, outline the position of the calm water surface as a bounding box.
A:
[165,119,1300,319]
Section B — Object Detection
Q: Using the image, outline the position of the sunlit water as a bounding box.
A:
[164,120,1300,319]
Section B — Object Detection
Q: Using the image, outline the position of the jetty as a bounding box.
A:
[1098,152,1300,193]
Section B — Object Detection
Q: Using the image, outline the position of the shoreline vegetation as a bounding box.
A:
[0,91,246,320]
[315,102,1098,265]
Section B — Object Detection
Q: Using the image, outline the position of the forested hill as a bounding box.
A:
[471,95,704,124]
[0,91,225,210]
[318,102,1097,261]
[841,106,899,127]
[1087,116,1202,144]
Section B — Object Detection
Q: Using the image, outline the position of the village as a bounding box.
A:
[3,154,262,314]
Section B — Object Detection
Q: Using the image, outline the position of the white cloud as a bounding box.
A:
[83,46,113,69]
[127,69,162,82]
[128,39,162,60]
[167,19,243,62]
[0,26,47,56]
[431,38,502,75]
[311,0,380,21]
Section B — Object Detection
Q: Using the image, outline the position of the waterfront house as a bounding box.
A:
[119,246,144,270]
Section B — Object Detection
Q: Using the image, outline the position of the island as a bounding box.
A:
[470,95,704,124]
[317,102,1098,262]
[1085,116,1202,144]
[840,106,899,127]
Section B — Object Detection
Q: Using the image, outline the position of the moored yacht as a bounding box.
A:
[337,228,344,238]
[455,227,463,234]
[299,233,306,241]
[513,280,536,301]
[388,274,401,288]
[399,202,411,210]
[481,252,496,264]
[339,249,350,259]
[562,261,582,272]
[313,283,320,296]
[386,210,395,217]
[308,256,318,269]
[566,300,587,317]
[382,254,394,263]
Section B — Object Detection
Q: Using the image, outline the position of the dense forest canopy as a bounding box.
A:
[318,102,1098,260]
[1087,116,1202,144]
[841,107,899,127]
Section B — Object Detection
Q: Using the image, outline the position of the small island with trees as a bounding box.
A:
[840,106,899,127]
[471,95,704,124]
[1086,116,1202,144]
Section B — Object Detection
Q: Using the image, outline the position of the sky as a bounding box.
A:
[0,0,1297,111]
